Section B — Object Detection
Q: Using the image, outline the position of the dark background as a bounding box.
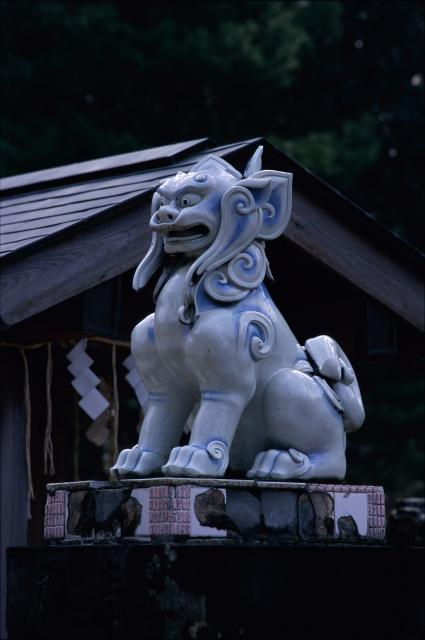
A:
[1,1,424,497]
[1,0,424,249]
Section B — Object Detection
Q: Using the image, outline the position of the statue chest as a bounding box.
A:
[153,269,194,377]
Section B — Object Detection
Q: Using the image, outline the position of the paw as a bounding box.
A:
[247,448,311,480]
[110,445,165,479]
[162,441,229,478]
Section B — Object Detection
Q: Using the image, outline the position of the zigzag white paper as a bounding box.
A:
[66,340,110,421]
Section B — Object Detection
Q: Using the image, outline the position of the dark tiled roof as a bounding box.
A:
[1,136,422,272]
[0,138,210,192]
[0,138,255,258]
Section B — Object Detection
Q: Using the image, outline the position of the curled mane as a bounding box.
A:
[178,163,292,324]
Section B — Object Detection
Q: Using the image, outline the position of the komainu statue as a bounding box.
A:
[111,147,365,480]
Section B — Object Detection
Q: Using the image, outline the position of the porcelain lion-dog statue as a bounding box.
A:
[111,147,365,481]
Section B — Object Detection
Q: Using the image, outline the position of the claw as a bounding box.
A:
[110,445,165,479]
[162,442,229,477]
[288,448,304,463]
[247,451,266,478]
[246,448,311,480]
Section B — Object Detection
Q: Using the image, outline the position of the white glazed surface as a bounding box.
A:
[111,148,365,480]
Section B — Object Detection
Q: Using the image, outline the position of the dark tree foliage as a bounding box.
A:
[1,1,424,248]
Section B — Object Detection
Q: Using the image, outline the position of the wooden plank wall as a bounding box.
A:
[0,199,152,327]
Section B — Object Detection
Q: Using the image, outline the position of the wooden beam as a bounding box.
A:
[0,199,152,327]
[286,190,424,331]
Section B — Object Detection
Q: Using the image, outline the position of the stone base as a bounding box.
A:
[45,478,385,544]
[7,545,424,640]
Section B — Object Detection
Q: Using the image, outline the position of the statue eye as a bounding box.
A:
[159,198,166,207]
[180,193,202,208]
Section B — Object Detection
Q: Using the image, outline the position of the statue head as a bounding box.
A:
[149,156,239,257]
[133,146,293,322]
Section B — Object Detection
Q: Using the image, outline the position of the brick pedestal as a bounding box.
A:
[44,478,385,544]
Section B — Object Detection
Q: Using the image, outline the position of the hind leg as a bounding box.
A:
[247,447,346,480]
[247,369,346,480]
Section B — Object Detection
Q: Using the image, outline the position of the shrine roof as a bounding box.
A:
[0,137,214,257]
[0,137,423,330]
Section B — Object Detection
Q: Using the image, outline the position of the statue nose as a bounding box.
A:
[154,206,178,224]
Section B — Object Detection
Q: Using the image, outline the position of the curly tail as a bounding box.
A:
[305,336,365,433]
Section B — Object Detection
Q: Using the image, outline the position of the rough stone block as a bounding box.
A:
[67,490,94,537]
[192,488,229,536]
[298,493,315,540]
[337,515,360,539]
[94,488,130,537]
[226,489,262,533]
[309,491,335,537]
[122,496,142,537]
[261,490,298,537]
[334,492,368,537]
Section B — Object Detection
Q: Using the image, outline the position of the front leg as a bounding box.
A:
[111,315,194,478]
[162,313,256,477]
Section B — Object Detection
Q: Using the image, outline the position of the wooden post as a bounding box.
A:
[0,349,28,639]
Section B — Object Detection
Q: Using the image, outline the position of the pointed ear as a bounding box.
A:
[132,232,164,291]
[244,145,263,177]
[237,170,292,239]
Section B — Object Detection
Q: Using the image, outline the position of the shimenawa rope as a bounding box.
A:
[20,348,35,504]
[111,343,119,461]
[44,343,55,476]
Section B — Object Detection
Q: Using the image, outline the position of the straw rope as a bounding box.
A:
[73,393,80,481]
[44,343,55,475]
[1,337,130,488]
[0,336,130,350]
[20,348,35,503]
[111,343,120,461]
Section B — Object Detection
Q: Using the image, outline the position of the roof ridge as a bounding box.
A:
[0,138,212,195]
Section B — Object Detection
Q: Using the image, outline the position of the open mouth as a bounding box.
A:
[164,224,209,243]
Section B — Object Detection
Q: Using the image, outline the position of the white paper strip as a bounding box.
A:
[67,341,110,421]
[184,402,199,434]
[122,354,135,371]
[122,354,148,410]
[67,352,94,377]
[125,367,142,389]
[78,388,109,421]
[85,412,110,446]
[71,368,101,396]
[66,339,88,362]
